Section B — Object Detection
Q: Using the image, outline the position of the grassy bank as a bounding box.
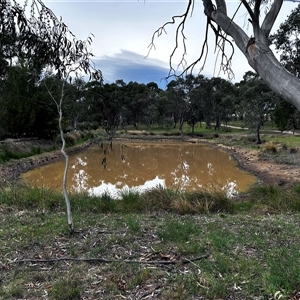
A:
[0,130,96,163]
[1,183,300,299]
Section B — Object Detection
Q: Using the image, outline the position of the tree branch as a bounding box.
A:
[209,10,250,56]
[147,0,194,75]
[261,0,283,38]
[215,0,227,14]
[254,0,262,20]
[12,254,209,265]
[241,0,256,23]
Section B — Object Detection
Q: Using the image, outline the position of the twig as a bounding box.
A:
[11,254,209,265]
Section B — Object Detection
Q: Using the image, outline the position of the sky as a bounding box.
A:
[30,0,299,89]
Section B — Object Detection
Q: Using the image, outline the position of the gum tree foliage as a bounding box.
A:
[149,0,300,111]
[271,4,300,77]
[273,100,300,132]
[1,0,102,234]
[0,64,60,139]
[0,63,36,137]
[238,71,276,143]
[166,77,192,133]
[270,4,300,131]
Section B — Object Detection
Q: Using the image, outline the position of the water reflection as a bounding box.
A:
[21,142,257,198]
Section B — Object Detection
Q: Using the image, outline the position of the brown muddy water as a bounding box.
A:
[21,141,257,198]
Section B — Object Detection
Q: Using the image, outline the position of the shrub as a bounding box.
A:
[289,146,298,154]
[118,190,142,212]
[63,133,77,146]
[141,186,175,212]
[281,143,288,150]
[73,131,82,140]
[262,141,279,153]
[183,187,234,214]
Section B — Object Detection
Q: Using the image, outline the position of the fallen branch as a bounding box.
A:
[11,254,209,265]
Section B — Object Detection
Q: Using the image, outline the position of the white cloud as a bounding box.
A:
[94,50,170,88]
[21,0,300,86]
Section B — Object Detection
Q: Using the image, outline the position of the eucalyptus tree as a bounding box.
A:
[150,0,300,111]
[1,0,102,234]
[40,33,101,236]
[210,77,235,130]
[270,4,300,132]
[0,63,58,139]
[85,80,106,125]
[97,82,125,135]
[142,82,161,130]
[184,75,206,133]
[123,81,149,129]
[166,75,197,133]
[238,71,276,143]
[194,76,214,129]
[154,90,174,128]
[271,4,300,77]
[0,63,36,137]
[273,99,300,132]
[67,77,89,130]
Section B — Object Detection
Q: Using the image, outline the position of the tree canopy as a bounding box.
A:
[271,4,300,77]
[0,0,101,80]
[150,0,300,111]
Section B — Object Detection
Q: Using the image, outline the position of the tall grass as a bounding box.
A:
[245,184,300,212]
[1,182,300,214]
[0,146,38,162]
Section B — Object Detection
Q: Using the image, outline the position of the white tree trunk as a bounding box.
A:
[58,105,74,234]
[46,78,74,235]
[58,81,74,234]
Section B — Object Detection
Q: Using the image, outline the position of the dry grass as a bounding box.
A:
[262,141,280,153]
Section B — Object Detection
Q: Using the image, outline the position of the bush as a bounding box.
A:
[77,122,99,131]
[281,143,288,150]
[63,133,77,146]
[289,146,298,154]
[263,141,279,153]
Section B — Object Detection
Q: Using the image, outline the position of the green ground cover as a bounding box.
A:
[1,183,300,299]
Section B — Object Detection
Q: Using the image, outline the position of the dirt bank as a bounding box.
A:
[209,142,300,186]
[1,135,299,187]
[0,140,94,183]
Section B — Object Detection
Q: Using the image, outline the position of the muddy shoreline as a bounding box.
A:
[0,140,94,183]
[0,135,299,187]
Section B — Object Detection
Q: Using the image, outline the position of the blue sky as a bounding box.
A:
[37,0,298,89]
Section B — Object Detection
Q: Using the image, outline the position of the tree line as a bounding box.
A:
[1,2,300,143]
[1,63,299,142]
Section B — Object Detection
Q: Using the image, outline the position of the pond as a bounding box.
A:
[21,141,257,198]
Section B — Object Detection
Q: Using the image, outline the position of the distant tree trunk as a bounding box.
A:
[256,126,262,144]
[214,117,221,131]
[191,123,195,134]
[179,117,184,134]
